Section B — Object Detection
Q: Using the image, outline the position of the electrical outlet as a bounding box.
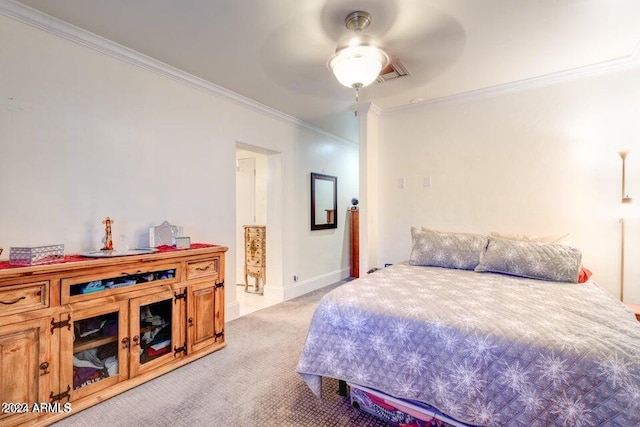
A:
[293,274,298,282]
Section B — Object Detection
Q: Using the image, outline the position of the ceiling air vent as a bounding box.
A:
[376,59,410,83]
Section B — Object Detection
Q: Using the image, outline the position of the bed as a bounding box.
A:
[297,229,640,426]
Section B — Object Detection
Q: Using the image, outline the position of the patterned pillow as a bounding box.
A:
[409,227,488,270]
[475,237,582,283]
[490,231,573,245]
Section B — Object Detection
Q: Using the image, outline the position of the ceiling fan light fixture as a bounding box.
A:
[328,11,389,116]
[329,44,389,88]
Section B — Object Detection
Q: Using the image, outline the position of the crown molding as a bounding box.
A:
[349,101,382,118]
[364,102,383,117]
[5,0,638,138]
[385,41,640,115]
[0,0,355,146]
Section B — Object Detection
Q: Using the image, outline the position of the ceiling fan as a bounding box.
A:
[327,10,391,114]
[259,1,465,109]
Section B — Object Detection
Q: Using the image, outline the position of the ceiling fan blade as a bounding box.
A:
[259,11,353,99]
[260,0,466,105]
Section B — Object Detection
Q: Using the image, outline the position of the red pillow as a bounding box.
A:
[578,266,592,283]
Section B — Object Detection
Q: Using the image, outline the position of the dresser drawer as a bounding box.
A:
[245,241,265,251]
[187,258,220,280]
[0,281,49,316]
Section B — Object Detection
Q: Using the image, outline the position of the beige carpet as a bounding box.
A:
[53,281,389,427]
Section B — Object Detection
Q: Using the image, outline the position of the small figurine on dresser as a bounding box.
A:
[101,217,114,251]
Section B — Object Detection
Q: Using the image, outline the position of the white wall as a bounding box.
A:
[0,14,358,319]
[290,133,359,292]
[376,66,640,303]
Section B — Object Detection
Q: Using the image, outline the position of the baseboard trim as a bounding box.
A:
[281,268,351,301]
[226,269,350,321]
[225,300,241,322]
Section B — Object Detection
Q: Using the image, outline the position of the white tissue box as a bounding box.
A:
[175,236,191,249]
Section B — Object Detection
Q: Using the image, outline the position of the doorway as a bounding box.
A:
[235,145,280,316]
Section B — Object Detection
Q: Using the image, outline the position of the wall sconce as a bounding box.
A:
[618,150,638,301]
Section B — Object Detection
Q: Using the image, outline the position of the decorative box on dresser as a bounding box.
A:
[243,225,266,293]
[0,245,227,427]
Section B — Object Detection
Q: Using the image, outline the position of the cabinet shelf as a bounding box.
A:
[74,335,118,353]
[69,268,177,297]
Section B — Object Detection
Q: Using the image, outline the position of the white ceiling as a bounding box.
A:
[12,0,640,142]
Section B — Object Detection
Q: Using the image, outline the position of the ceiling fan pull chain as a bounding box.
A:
[354,85,360,117]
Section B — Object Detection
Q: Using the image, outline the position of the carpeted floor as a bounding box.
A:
[53,281,390,427]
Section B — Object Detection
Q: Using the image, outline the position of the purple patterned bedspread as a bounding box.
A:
[297,264,640,426]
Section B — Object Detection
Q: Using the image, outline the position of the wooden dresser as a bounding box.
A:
[243,225,266,293]
[0,245,227,427]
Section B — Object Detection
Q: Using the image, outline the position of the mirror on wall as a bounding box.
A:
[311,172,338,230]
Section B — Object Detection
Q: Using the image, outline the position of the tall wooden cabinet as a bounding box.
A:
[0,245,227,427]
[349,209,359,278]
[243,225,266,293]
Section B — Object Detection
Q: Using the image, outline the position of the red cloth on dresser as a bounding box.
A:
[0,254,96,270]
[0,243,218,270]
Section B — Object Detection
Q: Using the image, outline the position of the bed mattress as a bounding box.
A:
[297,264,640,426]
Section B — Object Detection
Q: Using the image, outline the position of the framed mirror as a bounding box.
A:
[311,172,338,230]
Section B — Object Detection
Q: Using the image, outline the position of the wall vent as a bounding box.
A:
[376,59,410,83]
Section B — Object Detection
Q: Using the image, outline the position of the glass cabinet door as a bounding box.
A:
[129,289,183,377]
[61,302,128,402]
